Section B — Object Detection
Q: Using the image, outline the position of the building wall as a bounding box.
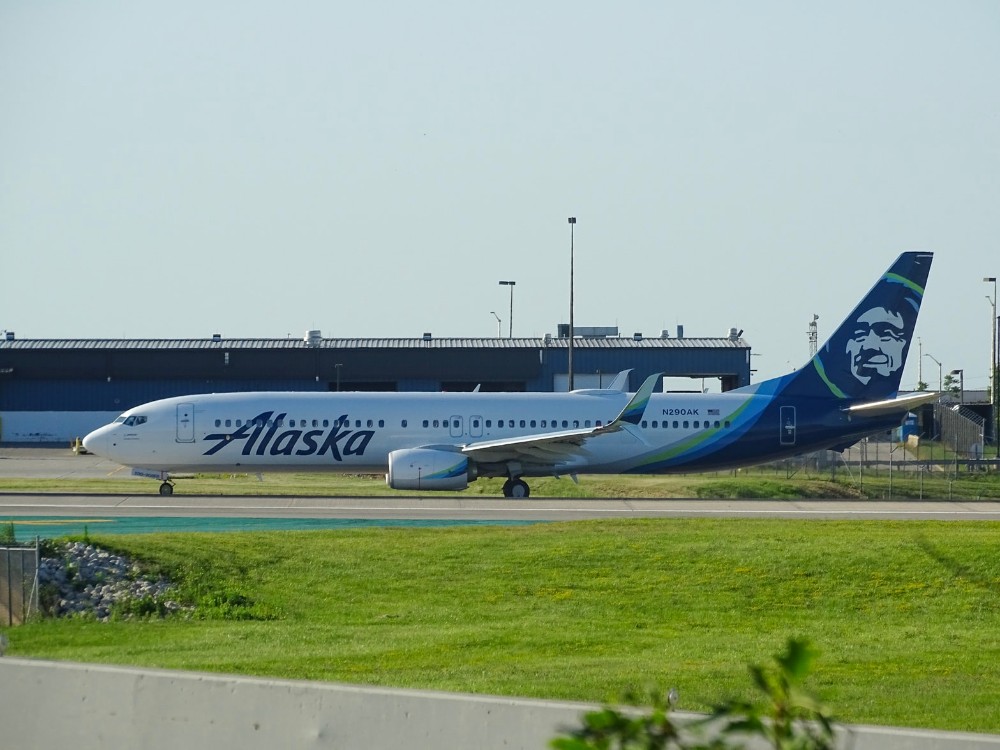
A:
[0,339,751,441]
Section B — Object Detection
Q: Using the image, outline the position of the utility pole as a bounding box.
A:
[567,217,576,391]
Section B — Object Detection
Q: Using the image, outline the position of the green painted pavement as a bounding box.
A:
[1,516,538,541]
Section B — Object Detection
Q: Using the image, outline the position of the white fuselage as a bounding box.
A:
[82,388,754,477]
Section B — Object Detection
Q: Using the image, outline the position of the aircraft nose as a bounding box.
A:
[82,427,106,456]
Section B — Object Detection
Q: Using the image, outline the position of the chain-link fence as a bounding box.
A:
[937,403,987,463]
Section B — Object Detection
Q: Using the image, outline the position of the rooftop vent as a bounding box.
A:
[633,332,643,340]
[211,333,222,342]
[4,331,13,341]
[305,330,322,347]
[423,332,432,341]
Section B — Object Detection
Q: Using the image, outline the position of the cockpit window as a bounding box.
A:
[114,417,127,424]
[122,416,148,426]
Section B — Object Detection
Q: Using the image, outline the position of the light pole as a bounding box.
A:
[498,280,515,338]
[490,311,502,337]
[985,277,997,455]
[923,353,942,392]
[567,217,576,391]
[951,368,964,405]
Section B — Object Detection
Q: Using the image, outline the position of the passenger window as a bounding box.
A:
[714,421,720,428]
[367,419,373,428]
[641,421,648,428]
[486,420,492,428]
[683,421,689,429]
[673,421,679,428]
[379,420,384,428]
[508,419,515,428]
[530,420,536,428]
[402,420,408,428]
[540,420,547,428]
[724,421,731,428]
[225,419,232,428]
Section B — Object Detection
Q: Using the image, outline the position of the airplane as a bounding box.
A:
[83,251,936,498]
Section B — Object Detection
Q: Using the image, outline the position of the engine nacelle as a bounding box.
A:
[386,448,472,491]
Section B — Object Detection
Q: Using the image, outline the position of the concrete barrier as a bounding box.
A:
[1,658,999,749]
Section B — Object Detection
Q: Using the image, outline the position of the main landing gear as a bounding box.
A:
[501,477,530,498]
[159,481,174,496]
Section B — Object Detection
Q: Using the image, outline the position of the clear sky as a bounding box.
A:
[2,1,998,391]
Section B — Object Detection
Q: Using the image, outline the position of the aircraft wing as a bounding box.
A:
[845,391,940,417]
[461,372,662,463]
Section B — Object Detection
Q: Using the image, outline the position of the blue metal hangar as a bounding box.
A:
[0,327,750,443]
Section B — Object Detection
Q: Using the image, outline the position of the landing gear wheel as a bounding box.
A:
[159,481,174,496]
[502,478,530,499]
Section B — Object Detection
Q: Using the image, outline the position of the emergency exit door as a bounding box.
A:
[780,406,796,446]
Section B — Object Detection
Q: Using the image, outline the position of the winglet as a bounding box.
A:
[604,370,633,392]
[612,372,661,426]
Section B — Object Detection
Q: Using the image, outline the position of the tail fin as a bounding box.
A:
[781,251,933,401]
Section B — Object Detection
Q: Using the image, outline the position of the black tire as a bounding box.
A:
[159,482,173,496]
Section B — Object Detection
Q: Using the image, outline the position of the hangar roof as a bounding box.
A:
[0,336,748,351]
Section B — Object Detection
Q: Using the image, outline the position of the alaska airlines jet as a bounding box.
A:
[83,252,935,498]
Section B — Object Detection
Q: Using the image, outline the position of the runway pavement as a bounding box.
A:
[2,446,1000,522]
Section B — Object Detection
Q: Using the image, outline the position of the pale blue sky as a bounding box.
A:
[2,1,998,389]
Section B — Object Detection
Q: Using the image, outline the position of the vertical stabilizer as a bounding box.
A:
[781,252,933,401]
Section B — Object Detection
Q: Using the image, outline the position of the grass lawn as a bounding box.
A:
[2,465,1000,499]
[9,519,1000,734]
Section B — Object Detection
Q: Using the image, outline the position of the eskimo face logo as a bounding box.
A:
[845,306,907,385]
[202,411,374,461]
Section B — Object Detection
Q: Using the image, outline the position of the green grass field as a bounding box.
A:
[2,463,1000,499]
[9,519,1000,734]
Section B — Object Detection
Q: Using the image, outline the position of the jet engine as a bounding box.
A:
[386,448,473,491]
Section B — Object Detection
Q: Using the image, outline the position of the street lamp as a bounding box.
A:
[950,368,964,405]
[498,280,515,338]
[923,353,942,393]
[568,217,576,391]
[985,277,997,456]
[490,311,502,337]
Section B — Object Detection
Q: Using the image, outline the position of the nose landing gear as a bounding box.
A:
[159,481,174,496]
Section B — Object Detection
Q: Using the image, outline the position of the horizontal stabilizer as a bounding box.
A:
[845,391,939,417]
